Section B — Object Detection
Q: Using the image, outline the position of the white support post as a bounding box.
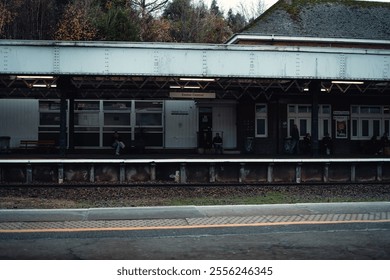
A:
[351,164,356,182]
[377,164,383,182]
[267,163,274,183]
[180,163,187,184]
[150,163,156,181]
[323,163,329,183]
[90,164,95,183]
[239,163,246,183]
[58,164,64,184]
[26,164,32,184]
[209,163,216,183]
[296,163,302,184]
[120,163,125,183]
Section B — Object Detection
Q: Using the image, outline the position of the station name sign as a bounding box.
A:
[170,92,216,99]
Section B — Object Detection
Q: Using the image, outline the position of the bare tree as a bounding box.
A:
[129,0,169,17]
[129,0,169,40]
[2,0,58,39]
[54,2,97,40]
[238,0,267,22]
[0,2,13,37]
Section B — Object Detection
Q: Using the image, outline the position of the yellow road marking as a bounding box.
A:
[0,219,389,234]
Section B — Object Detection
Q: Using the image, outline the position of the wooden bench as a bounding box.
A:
[20,140,56,152]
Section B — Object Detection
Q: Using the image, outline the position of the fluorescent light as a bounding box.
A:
[170,85,201,89]
[179,78,215,82]
[32,84,57,88]
[17,75,54,79]
[332,81,364,85]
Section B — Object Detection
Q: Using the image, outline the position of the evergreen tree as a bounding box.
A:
[95,1,141,41]
[227,8,247,33]
[210,0,223,17]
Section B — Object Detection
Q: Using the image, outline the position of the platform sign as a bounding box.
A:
[170,92,216,99]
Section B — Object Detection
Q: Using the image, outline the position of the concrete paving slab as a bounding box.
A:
[1,202,390,233]
[86,206,205,220]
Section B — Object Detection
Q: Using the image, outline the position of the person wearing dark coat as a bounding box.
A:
[291,124,300,154]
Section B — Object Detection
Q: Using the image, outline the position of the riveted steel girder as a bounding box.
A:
[1,40,389,81]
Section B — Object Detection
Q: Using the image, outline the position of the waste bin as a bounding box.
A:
[0,136,10,153]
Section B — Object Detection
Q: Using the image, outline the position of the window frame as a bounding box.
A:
[255,103,268,138]
[350,105,390,140]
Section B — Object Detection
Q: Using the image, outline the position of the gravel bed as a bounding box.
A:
[1,184,390,209]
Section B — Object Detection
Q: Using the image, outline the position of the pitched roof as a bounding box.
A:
[241,0,390,40]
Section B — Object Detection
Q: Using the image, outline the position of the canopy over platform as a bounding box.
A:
[0,39,389,99]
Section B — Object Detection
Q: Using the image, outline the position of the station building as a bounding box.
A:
[0,0,389,156]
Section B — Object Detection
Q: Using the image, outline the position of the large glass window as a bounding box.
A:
[38,99,166,148]
[40,112,60,126]
[39,100,63,142]
[135,101,163,127]
[299,119,308,136]
[134,101,163,147]
[104,113,131,126]
[74,101,100,147]
[103,101,132,147]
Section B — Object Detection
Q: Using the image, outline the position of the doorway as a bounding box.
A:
[198,107,212,148]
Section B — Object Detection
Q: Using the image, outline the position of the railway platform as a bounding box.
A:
[0,202,390,233]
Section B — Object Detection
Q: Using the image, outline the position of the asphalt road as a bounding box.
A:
[1,222,390,259]
[0,202,390,260]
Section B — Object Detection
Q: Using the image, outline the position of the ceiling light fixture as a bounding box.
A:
[32,84,57,88]
[170,85,201,89]
[332,81,364,85]
[179,78,215,82]
[17,75,54,79]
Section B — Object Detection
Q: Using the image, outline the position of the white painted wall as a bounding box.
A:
[164,101,197,148]
[213,105,237,149]
[0,99,39,147]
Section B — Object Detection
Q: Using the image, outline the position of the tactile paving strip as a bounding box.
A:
[1,212,389,232]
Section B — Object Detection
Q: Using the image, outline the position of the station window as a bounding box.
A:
[255,104,267,137]
[103,101,132,147]
[287,104,331,139]
[38,100,63,141]
[351,105,390,140]
[74,101,100,147]
[135,101,163,126]
[135,101,164,146]
[38,99,165,148]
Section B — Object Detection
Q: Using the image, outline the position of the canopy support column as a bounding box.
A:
[310,80,320,157]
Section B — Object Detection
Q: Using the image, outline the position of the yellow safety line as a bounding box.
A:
[1,219,389,234]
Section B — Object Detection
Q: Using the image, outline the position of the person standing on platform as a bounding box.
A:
[112,131,125,156]
[380,132,389,155]
[291,124,300,154]
[303,133,311,154]
[212,132,223,154]
[322,133,333,155]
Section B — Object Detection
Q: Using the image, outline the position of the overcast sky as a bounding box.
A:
[201,0,277,14]
[201,0,390,14]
